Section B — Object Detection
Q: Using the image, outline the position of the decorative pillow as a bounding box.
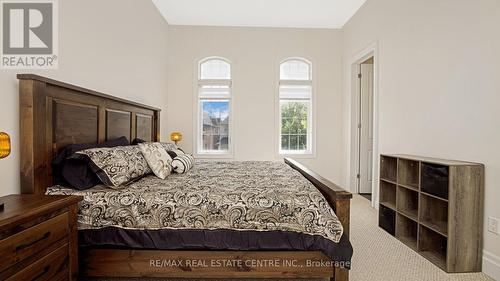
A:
[52,136,129,190]
[131,138,146,145]
[160,142,179,152]
[172,154,195,174]
[138,142,173,179]
[75,145,152,188]
[166,148,185,159]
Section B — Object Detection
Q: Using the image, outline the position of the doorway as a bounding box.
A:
[349,43,378,208]
[350,54,378,202]
[357,57,375,201]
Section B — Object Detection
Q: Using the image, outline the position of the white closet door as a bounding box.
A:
[359,63,374,194]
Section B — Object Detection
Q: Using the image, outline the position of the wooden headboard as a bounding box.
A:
[18,74,161,195]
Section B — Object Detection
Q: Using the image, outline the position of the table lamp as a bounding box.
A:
[170,132,183,145]
[0,132,10,211]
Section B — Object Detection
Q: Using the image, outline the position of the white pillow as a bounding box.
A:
[138,142,173,179]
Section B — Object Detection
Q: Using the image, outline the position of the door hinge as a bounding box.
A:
[358,123,362,129]
[357,174,361,179]
[358,73,362,78]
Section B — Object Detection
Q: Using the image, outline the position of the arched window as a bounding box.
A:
[197,58,232,155]
[280,59,311,80]
[279,58,313,154]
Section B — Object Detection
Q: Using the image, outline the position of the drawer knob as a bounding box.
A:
[15,232,51,252]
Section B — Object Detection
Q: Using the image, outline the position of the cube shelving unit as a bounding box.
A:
[378,154,484,272]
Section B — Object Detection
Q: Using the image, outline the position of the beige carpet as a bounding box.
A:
[82,195,493,281]
[349,195,492,281]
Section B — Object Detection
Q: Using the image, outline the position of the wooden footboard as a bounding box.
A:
[81,250,339,279]
[284,158,352,235]
[285,158,352,281]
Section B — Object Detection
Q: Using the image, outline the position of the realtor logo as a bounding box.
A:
[1,0,58,69]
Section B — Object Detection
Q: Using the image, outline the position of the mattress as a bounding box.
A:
[47,160,353,263]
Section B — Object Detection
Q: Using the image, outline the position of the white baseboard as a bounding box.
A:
[484,250,500,281]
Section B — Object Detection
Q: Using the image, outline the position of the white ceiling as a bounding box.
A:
[152,0,367,29]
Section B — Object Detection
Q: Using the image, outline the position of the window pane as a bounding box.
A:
[281,117,290,134]
[280,101,309,151]
[299,135,307,150]
[290,134,298,150]
[280,59,310,80]
[200,59,230,80]
[201,100,229,151]
[281,135,290,150]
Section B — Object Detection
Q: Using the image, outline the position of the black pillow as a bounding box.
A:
[52,136,129,190]
[131,138,146,145]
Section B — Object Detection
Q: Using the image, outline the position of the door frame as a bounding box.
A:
[349,42,379,208]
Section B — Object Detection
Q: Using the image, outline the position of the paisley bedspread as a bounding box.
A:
[47,160,352,260]
[47,160,347,252]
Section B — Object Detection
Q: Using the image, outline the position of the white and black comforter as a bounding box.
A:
[47,160,352,263]
[48,160,344,242]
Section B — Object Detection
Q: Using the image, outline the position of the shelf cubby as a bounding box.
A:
[396,186,418,221]
[396,213,418,250]
[379,180,396,210]
[419,225,448,270]
[398,158,420,189]
[421,162,449,200]
[379,204,396,236]
[378,154,484,273]
[419,193,448,236]
[380,155,397,182]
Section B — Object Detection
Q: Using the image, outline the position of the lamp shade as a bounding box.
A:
[0,132,11,159]
[170,132,183,143]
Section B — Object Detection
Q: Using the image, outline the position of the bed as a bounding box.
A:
[18,74,353,281]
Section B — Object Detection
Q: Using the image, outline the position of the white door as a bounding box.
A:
[358,62,374,194]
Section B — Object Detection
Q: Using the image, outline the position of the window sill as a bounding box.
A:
[279,152,316,159]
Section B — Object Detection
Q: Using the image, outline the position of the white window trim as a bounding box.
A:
[277,58,316,158]
[195,57,234,159]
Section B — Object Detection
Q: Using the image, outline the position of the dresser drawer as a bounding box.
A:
[0,212,69,272]
[6,244,68,281]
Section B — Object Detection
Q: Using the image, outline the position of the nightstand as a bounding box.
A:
[0,195,82,280]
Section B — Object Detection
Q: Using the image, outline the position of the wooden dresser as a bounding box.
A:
[0,195,82,281]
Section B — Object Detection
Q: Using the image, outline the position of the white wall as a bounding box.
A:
[0,0,169,196]
[166,26,344,184]
[341,0,500,276]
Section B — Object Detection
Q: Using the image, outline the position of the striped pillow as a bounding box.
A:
[172,154,195,174]
[166,148,185,159]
